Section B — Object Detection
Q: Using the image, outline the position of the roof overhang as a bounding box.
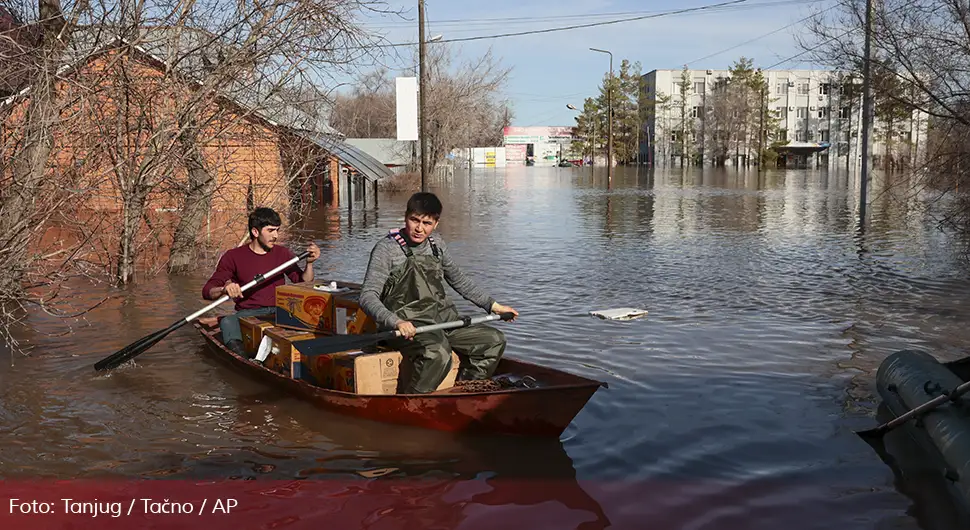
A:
[775,141,831,154]
[301,132,395,182]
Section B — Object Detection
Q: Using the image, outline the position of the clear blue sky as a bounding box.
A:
[350,0,833,127]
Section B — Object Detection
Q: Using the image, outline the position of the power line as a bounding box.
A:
[369,0,750,48]
[364,0,819,30]
[761,0,921,70]
[686,0,837,66]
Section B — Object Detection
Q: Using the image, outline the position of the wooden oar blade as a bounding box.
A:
[94,331,166,371]
[856,425,888,442]
[94,320,185,371]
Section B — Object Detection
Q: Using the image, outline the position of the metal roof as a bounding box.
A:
[303,133,395,182]
[344,138,412,166]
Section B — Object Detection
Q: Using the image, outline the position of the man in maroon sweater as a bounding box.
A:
[202,207,320,356]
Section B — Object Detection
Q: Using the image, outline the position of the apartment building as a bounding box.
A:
[641,68,928,170]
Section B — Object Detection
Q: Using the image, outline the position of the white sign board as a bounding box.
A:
[395,77,418,141]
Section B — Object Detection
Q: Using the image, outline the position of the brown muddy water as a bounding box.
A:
[3,167,970,529]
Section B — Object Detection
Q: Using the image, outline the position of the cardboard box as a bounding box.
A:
[331,350,404,394]
[261,327,326,379]
[333,290,377,335]
[397,351,461,393]
[303,350,459,395]
[275,282,336,333]
[239,315,276,355]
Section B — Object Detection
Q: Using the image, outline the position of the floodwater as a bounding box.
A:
[3,166,970,529]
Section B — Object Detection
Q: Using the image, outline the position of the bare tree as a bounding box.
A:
[331,43,511,177]
[328,67,397,138]
[0,0,388,350]
[802,1,970,219]
[57,0,383,282]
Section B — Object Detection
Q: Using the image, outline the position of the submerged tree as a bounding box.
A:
[802,0,967,226]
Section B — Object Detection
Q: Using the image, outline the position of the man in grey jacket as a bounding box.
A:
[360,192,518,393]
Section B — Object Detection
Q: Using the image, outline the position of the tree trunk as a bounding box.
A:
[0,0,68,288]
[886,116,894,171]
[116,193,147,285]
[169,133,217,274]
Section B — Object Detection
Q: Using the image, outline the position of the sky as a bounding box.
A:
[347,0,838,128]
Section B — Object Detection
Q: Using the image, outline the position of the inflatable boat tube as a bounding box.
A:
[876,349,970,510]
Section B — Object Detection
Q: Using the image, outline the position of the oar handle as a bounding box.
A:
[184,250,311,323]
[392,312,514,337]
[880,378,970,432]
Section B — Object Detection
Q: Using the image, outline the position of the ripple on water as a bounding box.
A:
[2,168,969,528]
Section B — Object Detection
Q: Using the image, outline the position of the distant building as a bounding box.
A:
[641,68,929,169]
[502,126,576,167]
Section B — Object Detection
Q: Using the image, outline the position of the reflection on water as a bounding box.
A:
[2,166,969,528]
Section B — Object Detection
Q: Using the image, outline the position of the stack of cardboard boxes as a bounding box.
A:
[236,280,459,394]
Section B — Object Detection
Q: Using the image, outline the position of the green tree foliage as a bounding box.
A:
[572,59,649,165]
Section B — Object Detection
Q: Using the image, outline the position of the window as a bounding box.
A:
[796,107,808,118]
[818,83,830,95]
[776,78,788,94]
[817,107,829,119]
[692,106,702,118]
[674,84,681,94]
[819,130,830,142]
[840,106,851,119]
[807,130,814,141]
[693,81,705,93]
[797,81,810,95]
[796,130,807,141]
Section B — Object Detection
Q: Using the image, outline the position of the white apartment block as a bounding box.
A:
[641,68,928,170]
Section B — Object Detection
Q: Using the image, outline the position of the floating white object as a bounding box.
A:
[589,308,649,321]
[314,281,351,293]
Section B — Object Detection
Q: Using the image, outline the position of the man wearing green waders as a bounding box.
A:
[360,192,519,393]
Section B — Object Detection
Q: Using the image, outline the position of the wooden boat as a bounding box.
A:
[193,319,607,437]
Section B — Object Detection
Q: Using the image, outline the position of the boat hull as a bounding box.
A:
[194,322,606,437]
[875,349,970,515]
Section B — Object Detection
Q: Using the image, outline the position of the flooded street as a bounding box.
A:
[3,166,970,529]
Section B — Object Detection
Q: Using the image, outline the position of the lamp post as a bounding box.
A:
[418,0,442,191]
[568,103,596,176]
[590,48,613,184]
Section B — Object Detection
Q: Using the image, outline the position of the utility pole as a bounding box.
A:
[590,48,613,184]
[418,0,428,191]
[859,0,874,224]
[636,96,641,166]
[607,60,613,182]
[758,77,765,173]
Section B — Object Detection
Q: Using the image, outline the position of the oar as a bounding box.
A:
[94,250,311,372]
[288,312,517,358]
[857,378,970,441]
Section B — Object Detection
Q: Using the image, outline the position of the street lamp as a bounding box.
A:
[589,47,613,184]
[567,103,594,172]
[418,2,442,191]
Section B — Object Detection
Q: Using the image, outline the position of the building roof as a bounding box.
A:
[1,25,342,138]
[305,133,395,181]
[344,138,412,167]
[0,24,405,181]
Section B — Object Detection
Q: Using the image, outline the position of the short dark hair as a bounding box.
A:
[405,192,442,220]
[248,207,282,238]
